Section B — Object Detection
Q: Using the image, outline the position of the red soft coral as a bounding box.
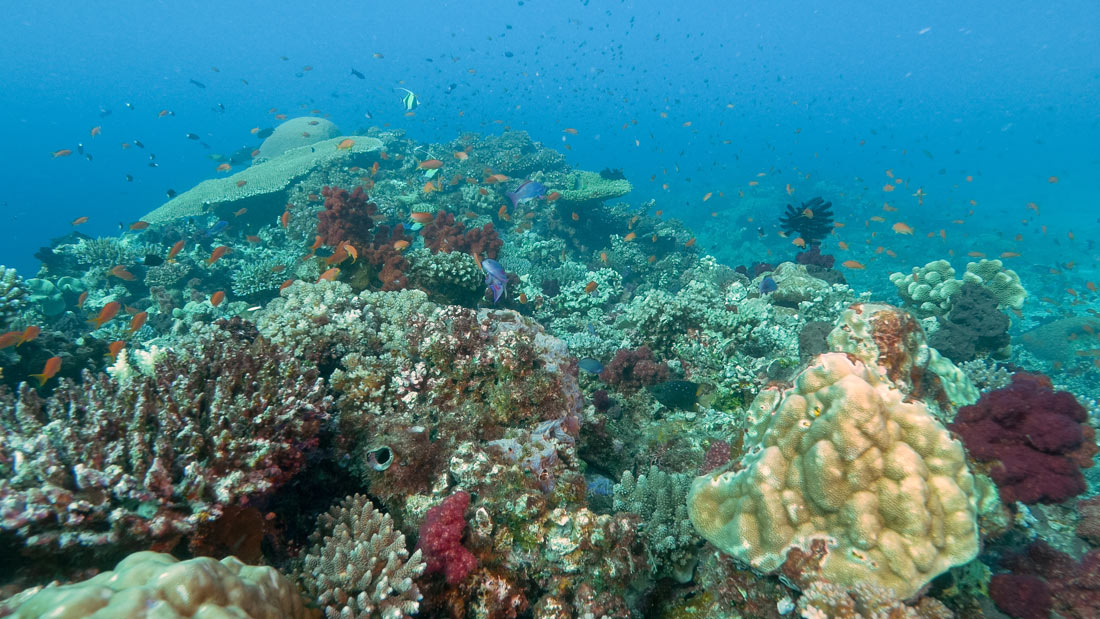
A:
[417,490,477,585]
[993,541,1100,619]
[598,346,669,393]
[317,185,377,247]
[420,211,503,259]
[949,372,1096,505]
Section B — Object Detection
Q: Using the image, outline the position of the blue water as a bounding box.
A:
[1,0,1097,287]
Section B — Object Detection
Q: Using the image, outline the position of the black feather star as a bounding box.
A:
[779,197,834,246]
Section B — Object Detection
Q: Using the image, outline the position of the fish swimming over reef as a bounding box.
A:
[482,259,508,303]
[506,180,547,208]
[397,87,419,111]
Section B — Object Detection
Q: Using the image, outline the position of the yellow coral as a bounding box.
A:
[687,353,979,599]
[5,551,312,618]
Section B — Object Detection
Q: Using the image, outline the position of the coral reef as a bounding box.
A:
[0,266,26,329]
[889,259,963,317]
[419,211,503,260]
[0,319,329,555]
[688,352,981,598]
[300,493,424,618]
[949,372,1097,505]
[318,185,377,248]
[991,541,1100,619]
[962,259,1026,309]
[598,346,670,392]
[612,466,699,581]
[0,551,311,617]
[929,281,1010,362]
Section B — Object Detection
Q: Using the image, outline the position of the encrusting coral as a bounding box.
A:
[0,551,312,618]
[687,352,981,599]
[300,493,425,619]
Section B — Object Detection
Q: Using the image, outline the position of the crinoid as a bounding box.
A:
[779,197,834,246]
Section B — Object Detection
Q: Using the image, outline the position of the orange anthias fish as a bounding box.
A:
[52,149,73,158]
[792,237,806,248]
[422,180,440,193]
[624,232,637,242]
[210,291,226,307]
[498,204,510,221]
[584,281,598,294]
[88,301,121,328]
[77,291,88,309]
[882,184,895,192]
[106,340,126,360]
[453,151,469,160]
[841,260,866,270]
[110,265,137,281]
[281,210,291,228]
[0,331,21,349]
[546,191,561,201]
[168,239,185,261]
[128,311,148,334]
[17,326,40,346]
[410,211,434,224]
[216,163,231,172]
[703,192,713,202]
[317,268,340,282]
[393,240,410,252]
[31,356,62,386]
[418,159,444,169]
[891,222,914,235]
[71,216,89,226]
[129,221,150,231]
[207,246,231,265]
[337,139,355,150]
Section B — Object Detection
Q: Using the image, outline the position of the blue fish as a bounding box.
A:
[578,358,604,374]
[759,276,778,294]
[204,220,229,236]
[482,259,508,303]
[505,180,547,208]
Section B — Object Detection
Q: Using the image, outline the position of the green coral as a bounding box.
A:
[962,259,1026,309]
[559,170,633,203]
[59,237,156,268]
[230,255,296,297]
[0,266,27,328]
[888,259,963,317]
[613,466,699,582]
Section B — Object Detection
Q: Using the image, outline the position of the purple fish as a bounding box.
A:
[505,180,547,208]
[482,259,508,303]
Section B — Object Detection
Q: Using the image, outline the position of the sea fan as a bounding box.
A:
[779,197,834,246]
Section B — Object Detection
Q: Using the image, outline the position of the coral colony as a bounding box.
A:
[0,124,1097,618]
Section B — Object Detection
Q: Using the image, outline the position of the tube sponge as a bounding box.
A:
[687,352,980,599]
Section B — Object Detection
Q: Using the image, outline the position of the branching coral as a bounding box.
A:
[0,319,330,553]
[613,466,699,582]
[301,494,425,618]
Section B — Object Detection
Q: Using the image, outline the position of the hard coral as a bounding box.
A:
[688,352,981,599]
[417,491,477,585]
[0,320,330,556]
[420,211,503,259]
[949,372,1097,505]
[598,346,669,392]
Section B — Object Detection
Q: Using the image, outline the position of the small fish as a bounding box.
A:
[562,128,578,135]
[397,87,419,111]
[453,151,469,160]
[351,68,365,79]
[498,204,510,221]
[17,326,40,346]
[30,356,62,386]
[106,340,126,360]
[128,311,148,334]
[841,260,866,270]
[185,133,200,140]
[234,207,247,217]
[90,126,102,137]
[210,290,226,306]
[88,301,122,328]
[759,276,778,294]
[337,138,355,150]
[71,216,89,225]
[216,163,231,172]
[703,192,713,201]
[207,246,231,265]
[52,149,73,158]
[109,265,136,281]
[205,220,229,236]
[685,237,697,248]
[281,210,291,228]
[317,268,340,282]
[546,191,561,201]
[584,281,598,294]
[892,222,914,235]
[1048,176,1059,184]
[236,180,247,188]
[168,240,185,261]
[189,78,206,88]
[482,259,508,303]
[0,331,21,349]
[410,211,434,224]
[393,240,410,251]
[624,232,636,242]
[418,159,444,169]
[578,358,604,374]
[77,291,88,308]
[882,184,895,192]
[792,237,806,248]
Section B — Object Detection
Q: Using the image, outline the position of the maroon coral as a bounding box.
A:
[598,346,669,392]
[949,372,1096,504]
[318,185,377,247]
[420,211,503,259]
[0,319,330,553]
[992,541,1100,619]
[417,490,477,585]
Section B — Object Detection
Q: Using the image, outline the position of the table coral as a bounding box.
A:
[949,372,1096,505]
[0,319,330,556]
[1,551,312,618]
[687,352,981,599]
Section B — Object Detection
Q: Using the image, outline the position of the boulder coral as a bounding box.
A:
[687,352,981,599]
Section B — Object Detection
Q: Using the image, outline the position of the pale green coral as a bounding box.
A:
[613,466,699,582]
[230,255,296,297]
[57,237,157,268]
[559,170,632,203]
[0,266,27,328]
[888,259,963,317]
[963,259,1026,309]
[406,248,484,305]
[24,278,65,317]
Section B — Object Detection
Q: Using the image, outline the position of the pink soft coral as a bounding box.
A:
[417,490,477,585]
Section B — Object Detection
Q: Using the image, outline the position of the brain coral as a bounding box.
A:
[687,352,980,599]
